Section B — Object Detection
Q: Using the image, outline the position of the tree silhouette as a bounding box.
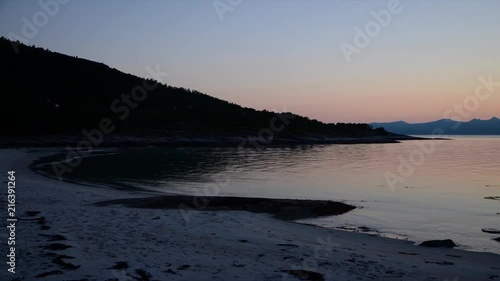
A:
[0,37,387,138]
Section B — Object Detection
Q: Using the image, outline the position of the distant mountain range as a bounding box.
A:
[371,117,500,135]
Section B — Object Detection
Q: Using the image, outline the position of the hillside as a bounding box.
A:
[371,118,500,135]
[0,37,394,143]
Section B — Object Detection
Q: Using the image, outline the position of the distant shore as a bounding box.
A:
[0,132,440,148]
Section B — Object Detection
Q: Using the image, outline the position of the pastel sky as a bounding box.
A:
[1,0,499,123]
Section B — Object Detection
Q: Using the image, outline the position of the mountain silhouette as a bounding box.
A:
[371,117,500,135]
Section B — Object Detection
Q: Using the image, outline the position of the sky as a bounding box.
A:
[1,0,499,123]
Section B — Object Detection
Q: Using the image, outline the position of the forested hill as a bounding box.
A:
[1,37,386,139]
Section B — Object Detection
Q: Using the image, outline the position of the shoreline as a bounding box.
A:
[27,147,500,256]
[2,148,499,280]
[29,156,500,257]
[0,133,441,148]
[26,146,500,254]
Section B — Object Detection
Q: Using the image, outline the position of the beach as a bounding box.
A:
[1,149,499,281]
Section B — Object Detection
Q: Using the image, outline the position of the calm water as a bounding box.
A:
[36,136,500,254]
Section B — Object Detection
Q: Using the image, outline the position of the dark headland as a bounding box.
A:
[0,37,425,147]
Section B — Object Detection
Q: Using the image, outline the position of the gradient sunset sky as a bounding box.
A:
[1,0,499,123]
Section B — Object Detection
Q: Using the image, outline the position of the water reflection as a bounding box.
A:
[34,137,500,254]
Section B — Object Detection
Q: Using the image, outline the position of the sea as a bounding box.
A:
[34,136,500,254]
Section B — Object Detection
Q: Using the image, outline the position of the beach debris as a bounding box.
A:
[42,243,72,251]
[53,255,80,271]
[177,265,190,270]
[357,226,376,232]
[38,234,67,241]
[280,269,325,281]
[419,239,457,248]
[135,269,152,280]
[335,226,356,231]
[48,235,67,241]
[485,196,500,201]
[482,228,500,234]
[111,261,129,270]
[277,243,299,248]
[35,270,64,278]
[398,252,419,256]
[165,269,176,274]
[36,217,47,225]
[424,260,454,266]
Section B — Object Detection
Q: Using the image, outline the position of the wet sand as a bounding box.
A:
[93,195,356,221]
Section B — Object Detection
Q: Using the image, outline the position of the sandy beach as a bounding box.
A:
[1,149,499,281]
